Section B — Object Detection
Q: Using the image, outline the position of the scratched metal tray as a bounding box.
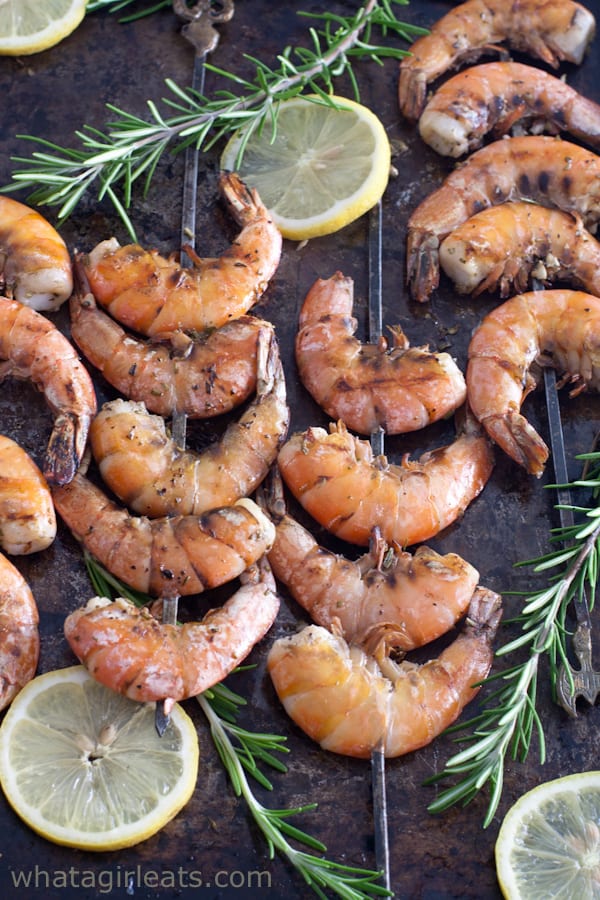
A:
[1,2,600,898]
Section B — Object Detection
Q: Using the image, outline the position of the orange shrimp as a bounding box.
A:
[419,61,600,158]
[81,172,282,337]
[0,296,97,485]
[0,435,56,555]
[276,411,494,548]
[261,467,480,654]
[407,135,600,302]
[51,472,276,597]
[89,326,289,517]
[64,556,279,706]
[0,196,73,311]
[0,552,39,711]
[295,272,466,435]
[267,587,502,758]
[467,289,600,477]
[439,201,600,298]
[398,0,595,121]
[69,287,269,418]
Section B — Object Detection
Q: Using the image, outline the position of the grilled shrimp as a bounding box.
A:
[439,201,600,298]
[0,196,72,311]
[295,272,466,435]
[0,552,39,711]
[419,61,600,158]
[51,472,276,597]
[64,556,279,706]
[89,327,289,517]
[81,172,282,337]
[277,411,494,548]
[407,135,600,302]
[467,289,600,477]
[261,467,480,654]
[69,287,269,418]
[0,435,56,555]
[398,0,595,121]
[0,296,97,485]
[267,587,502,758]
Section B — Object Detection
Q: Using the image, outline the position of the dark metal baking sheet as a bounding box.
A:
[1,1,600,897]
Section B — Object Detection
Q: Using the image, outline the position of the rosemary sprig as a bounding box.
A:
[426,452,600,827]
[86,0,171,19]
[5,1,425,241]
[83,552,390,899]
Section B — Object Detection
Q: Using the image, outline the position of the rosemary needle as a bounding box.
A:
[5,1,426,240]
[83,553,390,899]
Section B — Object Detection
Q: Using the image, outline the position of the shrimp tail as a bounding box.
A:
[218,171,266,227]
[45,411,92,486]
[463,585,503,642]
[481,411,549,478]
[407,231,440,302]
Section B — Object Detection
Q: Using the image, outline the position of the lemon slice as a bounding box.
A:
[495,771,600,899]
[0,666,199,850]
[0,0,86,56]
[220,94,391,240]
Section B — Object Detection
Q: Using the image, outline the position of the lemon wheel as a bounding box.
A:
[0,0,86,56]
[220,94,391,241]
[0,666,199,851]
[495,771,600,899]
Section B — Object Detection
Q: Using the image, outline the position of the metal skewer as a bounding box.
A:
[367,198,391,892]
[155,0,235,737]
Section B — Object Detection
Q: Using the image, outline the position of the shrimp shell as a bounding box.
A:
[261,468,480,654]
[295,272,466,435]
[0,435,56,555]
[0,196,73,311]
[277,412,494,548]
[51,472,276,597]
[0,296,97,485]
[267,587,502,758]
[0,551,39,711]
[64,556,280,704]
[89,326,289,517]
[439,201,600,298]
[407,135,600,302]
[81,172,282,337]
[69,287,268,418]
[467,289,600,476]
[419,61,600,158]
[398,0,595,121]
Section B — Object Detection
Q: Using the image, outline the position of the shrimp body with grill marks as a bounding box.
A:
[261,468,480,654]
[89,327,289,517]
[0,552,39,711]
[467,289,600,477]
[0,196,72,311]
[0,297,97,486]
[295,272,466,435]
[267,587,502,758]
[439,201,600,298]
[0,435,56,555]
[399,0,595,121]
[277,413,494,548]
[407,136,600,302]
[81,173,282,337]
[419,61,600,158]
[52,472,276,597]
[64,557,280,706]
[70,287,269,418]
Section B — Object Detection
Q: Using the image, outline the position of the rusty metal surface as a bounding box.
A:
[1,1,600,897]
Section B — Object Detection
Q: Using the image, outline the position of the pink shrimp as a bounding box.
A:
[467,289,600,476]
[277,411,494,548]
[399,0,595,121]
[407,135,600,302]
[0,552,39,711]
[0,435,56,555]
[419,61,600,158]
[267,587,502,758]
[295,272,466,435]
[64,556,279,706]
